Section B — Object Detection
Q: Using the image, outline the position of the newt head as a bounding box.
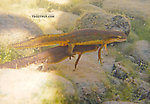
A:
[104,31,127,44]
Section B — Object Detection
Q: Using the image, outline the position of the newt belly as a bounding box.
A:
[9,29,127,66]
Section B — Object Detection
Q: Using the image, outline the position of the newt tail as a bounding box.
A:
[0,45,98,70]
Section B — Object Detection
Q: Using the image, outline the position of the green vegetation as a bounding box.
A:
[147,65,150,83]
[105,80,136,101]
[104,54,140,101]
[37,0,88,13]
[89,0,104,8]
[47,2,72,12]
[109,45,139,78]
[0,47,38,64]
[105,45,150,102]
[41,82,78,104]
[127,31,139,43]
[36,0,49,8]
[121,59,139,78]
[0,47,21,64]
[0,0,38,11]
[131,17,150,42]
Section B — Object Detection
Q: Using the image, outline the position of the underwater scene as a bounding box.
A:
[0,0,150,104]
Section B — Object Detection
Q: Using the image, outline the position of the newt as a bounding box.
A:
[0,45,98,70]
[10,29,127,64]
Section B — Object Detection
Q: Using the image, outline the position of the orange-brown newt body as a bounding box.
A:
[10,29,127,67]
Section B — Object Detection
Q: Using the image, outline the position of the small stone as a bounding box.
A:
[111,62,129,80]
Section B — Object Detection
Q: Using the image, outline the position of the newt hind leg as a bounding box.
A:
[74,53,82,71]
[68,43,75,60]
[98,43,105,65]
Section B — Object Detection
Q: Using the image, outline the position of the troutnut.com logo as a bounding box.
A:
[32,14,54,18]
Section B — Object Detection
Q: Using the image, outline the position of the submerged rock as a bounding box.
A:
[112,62,129,80]
[133,40,150,63]
[47,0,71,5]
[0,68,75,104]
[133,79,150,101]
[50,10,79,32]
[75,11,130,35]
[102,0,150,18]
[88,0,104,8]
[102,54,116,73]
[0,13,43,46]
[23,8,63,34]
[127,40,150,72]
[72,3,103,15]
[103,101,137,104]
[105,15,130,36]
[75,11,113,30]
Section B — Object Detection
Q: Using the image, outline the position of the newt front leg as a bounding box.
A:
[104,44,108,54]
